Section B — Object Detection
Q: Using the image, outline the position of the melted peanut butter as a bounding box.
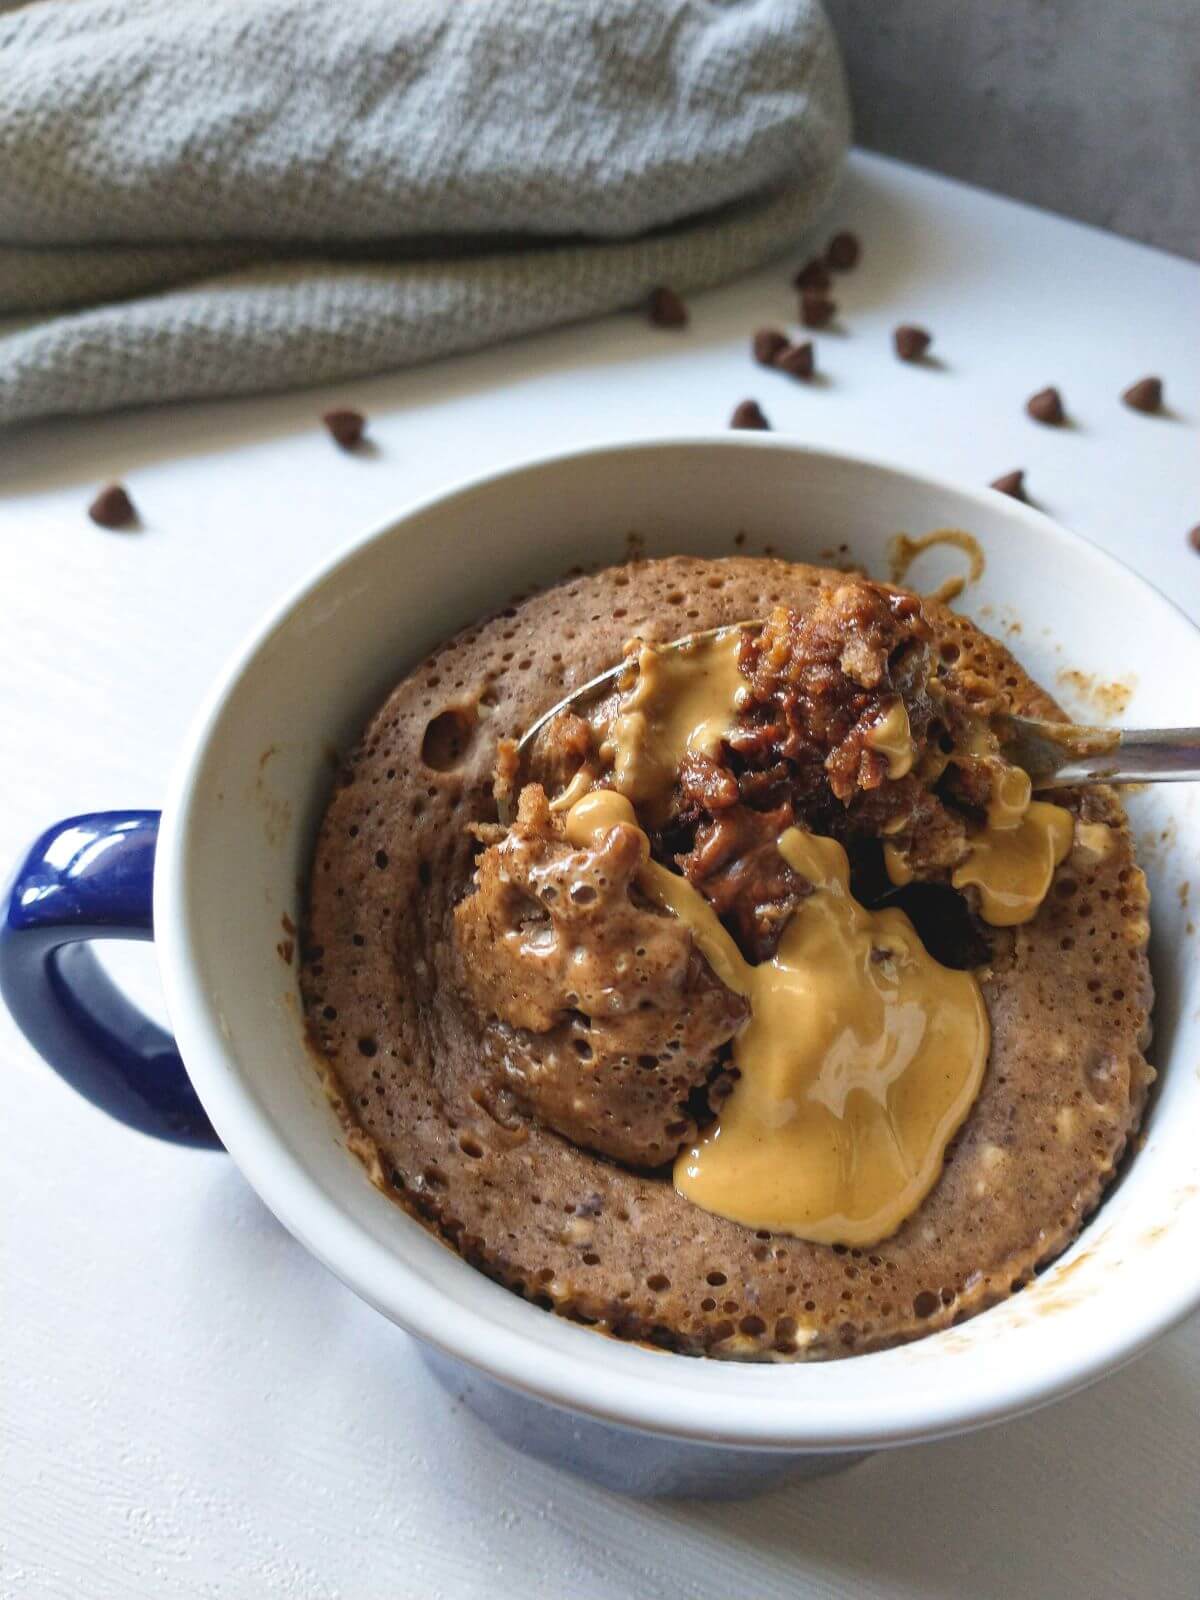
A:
[548,762,599,813]
[951,800,1074,926]
[564,788,648,856]
[603,630,748,817]
[986,763,1032,829]
[883,842,914,886]
[865,700,915,778]
[882,735,1071,927]
[565,794,990,1247]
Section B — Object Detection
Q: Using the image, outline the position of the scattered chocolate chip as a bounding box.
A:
[752,328,789,367]
[775,340,815,380]
[792,257,831,292]
[322,408,367,449]
[1026,387,1066,425]
[990,470,1026,501]
[87,483,136,529]
[799,292,836,328]
[1189,525,1200,555]
[1122,376,1163,414]
[648,285,688,328]
[826,231,861,271]
[893,324,932,362]
[730,399,770,431]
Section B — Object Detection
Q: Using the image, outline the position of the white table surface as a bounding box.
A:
[3,151,1198,1600]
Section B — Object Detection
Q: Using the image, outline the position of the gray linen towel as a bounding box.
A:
[0,0,849,426]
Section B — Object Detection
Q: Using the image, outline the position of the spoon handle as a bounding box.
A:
[1005,721,1200,788]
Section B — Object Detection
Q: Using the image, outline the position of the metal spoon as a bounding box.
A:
[505,621,1200,820]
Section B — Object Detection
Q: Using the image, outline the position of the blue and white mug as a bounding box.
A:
[5,439,1199,1498]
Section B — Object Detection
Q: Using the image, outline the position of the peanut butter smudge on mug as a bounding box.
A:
[566,792,990,1247]
[888,528,985,606]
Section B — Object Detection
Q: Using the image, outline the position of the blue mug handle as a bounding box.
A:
[0,812,220,1148]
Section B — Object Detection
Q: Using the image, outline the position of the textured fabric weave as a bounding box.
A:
[0,0,849,425]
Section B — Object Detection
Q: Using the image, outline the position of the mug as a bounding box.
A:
[5,438,1199,1498]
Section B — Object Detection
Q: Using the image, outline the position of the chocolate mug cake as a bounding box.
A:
[300,556,1153,1360]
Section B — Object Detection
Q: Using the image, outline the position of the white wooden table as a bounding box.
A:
[3,153,1198,1600]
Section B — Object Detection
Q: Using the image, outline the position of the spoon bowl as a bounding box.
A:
[502,618,1200,825]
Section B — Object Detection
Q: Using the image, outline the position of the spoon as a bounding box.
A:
[504,621,1200,822]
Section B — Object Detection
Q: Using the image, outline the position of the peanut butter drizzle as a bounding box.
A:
[882,717,1072,927]
[865,700,915,778]
[548,762,598,813]
[565,793,990,1247]
[986,762,1032,829]
[603,630,748,817]
[950,799,1074,926]
[883,842,913,886]
[564,789,650,858]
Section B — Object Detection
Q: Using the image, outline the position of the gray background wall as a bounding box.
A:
[823,0,1199,259]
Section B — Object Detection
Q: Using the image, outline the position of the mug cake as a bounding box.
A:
[300,555,1153,1360]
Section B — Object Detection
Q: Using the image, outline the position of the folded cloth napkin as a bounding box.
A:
[0,0,849,426]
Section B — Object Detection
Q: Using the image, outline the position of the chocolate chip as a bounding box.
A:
[893,324,932,362]
[323,408,367,449]
[826,231,861,271]
[1026,387,1065,425]
[1189,526,1200,555]
[1122,376,1163,414]
[990,470,1026,501]
[648,286,688,328]
[87,483,136,529]
[799,292,836,328]
[730,399,770,430]
[752,328,789,367]
[792,257,831,292]
[775,340,815,380]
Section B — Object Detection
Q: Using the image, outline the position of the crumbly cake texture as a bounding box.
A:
[301,557,1153,1360]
